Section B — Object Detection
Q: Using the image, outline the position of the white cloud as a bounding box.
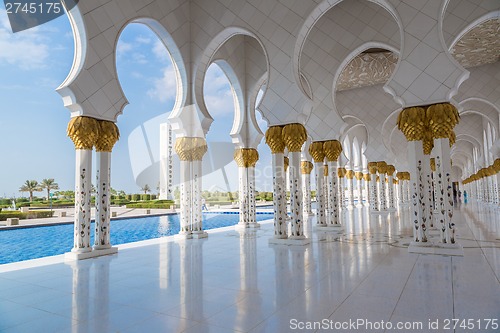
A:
[0,9,50,69]
[203,64,235,117]
[116,40,133,58]
[135,35,151,44]
[152,40,169,62]
[147,64,177,103]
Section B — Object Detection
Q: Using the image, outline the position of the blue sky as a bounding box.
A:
[0,10,272,198]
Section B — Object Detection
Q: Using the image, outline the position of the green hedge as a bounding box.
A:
[0,210,54,221]
[126,200,175,209]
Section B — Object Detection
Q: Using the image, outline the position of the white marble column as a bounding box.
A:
[235,148,260,230]
[338,168,347,209]
[179,160,192,236]
[377,162,388,211]
[421,154,434,230]
[309,141,326,226]
[387,175,395,210]
[289,151,305,239]
[175,137,208,239]
[356,172,364,207]
[323,140,342,226]
[434,138,454,243]
[66,116,100,260]
[363,173,370,206]
[408,140,427,243]
[272,152,287,238]
[94,151,114,251]
[72,149,93,254]
[282,124,308,243]
[327,161,340,226]
[368,164,379,212]
[301,161,314,217]
[346,170,355,209]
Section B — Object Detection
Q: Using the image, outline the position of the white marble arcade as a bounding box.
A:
[0,202,499,333]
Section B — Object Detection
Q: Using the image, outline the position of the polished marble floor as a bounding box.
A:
[0,202,499,332]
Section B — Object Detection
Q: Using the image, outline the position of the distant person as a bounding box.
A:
[463,191,468,204]
[458,190,462,203]
[201,198,208,211]
[453,189,457,203]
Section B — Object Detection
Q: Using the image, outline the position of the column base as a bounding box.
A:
[191,231,208,239]
[65,247,118,261]
[235,222,261,231]
[269,237,310,246]
[316,224,343,232]
[408,241,463,256]
[175,232,192,240]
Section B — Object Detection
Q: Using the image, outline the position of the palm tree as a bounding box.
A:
[40,178,59,201]
[141,184,151,194]
[19,180,40,202]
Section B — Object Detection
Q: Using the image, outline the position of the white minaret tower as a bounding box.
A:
[159,122,174,200]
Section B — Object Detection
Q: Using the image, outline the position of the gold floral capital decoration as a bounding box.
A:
[175,137,208,161]
[363,173,370,181]
[397,106,426,141]
[355,172,363,180]
[386,165,395,176]
[67,116,100,150]
[309,141,326,163]
[377,161,388,174]
[422,129,434,155]
[301,161,314,175]
[282,123,307,152]
[265,126,285,154]
[338,167,347,178]
[368,162,378,174]
[323,140,342,162]
[95,120,120,152]
[234,148,259,168]
[426,102,459,140]
[346,170,354,179]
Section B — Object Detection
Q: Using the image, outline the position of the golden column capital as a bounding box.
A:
[324,164,329,177]
[430,158,436,172]
[397,106,426,141]
[368,162,378,175]
[376,175,380,182]
[284,156,289,172]
[67,116,100,150]
[448,130,456,147]
[338,167,347,178]
[309,141,325,163]
[422,130,434,155]
[386,165,395,176]
[493,159,500,172]
[355,172,363,180]
[426,102,459,139]
[265,126,285,154]
[301,161,314,174]
[346,170,354,179]
[174,137,207,161]
[323,140,342,161]
[363,173,370,181]
[234,148,259,168]
[282,123,307,152]
[95,120,120,152]
[377,161,388,174]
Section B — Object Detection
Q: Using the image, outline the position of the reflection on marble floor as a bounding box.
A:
[0,203,499,332]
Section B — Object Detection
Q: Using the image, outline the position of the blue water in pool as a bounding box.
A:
[0,212,273,265]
